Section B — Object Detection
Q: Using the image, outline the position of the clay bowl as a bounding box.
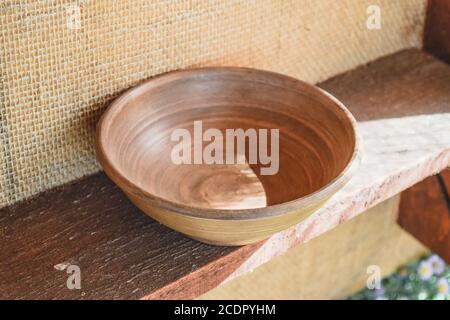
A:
[96,67,361,246]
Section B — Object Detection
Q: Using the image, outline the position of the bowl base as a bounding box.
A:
[188,234,269,246]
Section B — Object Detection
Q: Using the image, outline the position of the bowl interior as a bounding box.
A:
[100,69,356,211]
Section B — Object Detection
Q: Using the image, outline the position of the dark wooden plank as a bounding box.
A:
[440,169,450,196]
[0,173,262,299]
[424,0,450,63]
[319,49,450,121]
[1,49,450,299]
[398,174,450,263]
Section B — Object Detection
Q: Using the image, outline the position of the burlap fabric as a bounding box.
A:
[0,0,426,207]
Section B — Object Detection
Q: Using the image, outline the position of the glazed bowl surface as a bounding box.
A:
[96,67,360,245]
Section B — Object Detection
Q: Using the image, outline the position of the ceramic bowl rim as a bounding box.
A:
[96,67,362,220]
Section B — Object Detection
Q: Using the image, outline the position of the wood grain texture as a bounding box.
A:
[398,172,450,263]
[440,169,450,195]
[319,49,450,120]
[0,49,449,299]
[0,174,260,299]
[424,0,450,63]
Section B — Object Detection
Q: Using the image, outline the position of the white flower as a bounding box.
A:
[373,287,385,298]
[418,261,433,280]
[436,278,449,296]
[428,255,446,275]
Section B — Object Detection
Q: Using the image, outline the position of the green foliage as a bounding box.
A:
[348,254,450,300]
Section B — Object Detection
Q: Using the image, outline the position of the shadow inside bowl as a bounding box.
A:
[100,69,356,212]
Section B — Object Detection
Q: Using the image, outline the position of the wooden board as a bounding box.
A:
[0,49,449,299]
[424,0,450,63]
[398,171,450,263]
[319,49,450,120]
[440,169,450,195]
[201,195,427,300]
[0,173,262,299]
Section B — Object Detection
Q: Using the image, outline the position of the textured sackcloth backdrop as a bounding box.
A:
[0,0,426,208]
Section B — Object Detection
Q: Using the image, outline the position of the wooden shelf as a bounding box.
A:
[1,49,449,299]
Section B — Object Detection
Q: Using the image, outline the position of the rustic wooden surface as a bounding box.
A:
[319,49,450,120]
[0,49,449,299]
[398,171,450,263]
[424,0,450,63]
[440,169,450,195]
[0,174,263,299]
